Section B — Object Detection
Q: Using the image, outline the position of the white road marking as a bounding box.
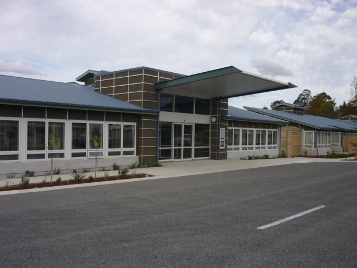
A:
[257,205,326,230]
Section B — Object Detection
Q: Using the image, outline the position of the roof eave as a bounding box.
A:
[154,66,241,91]
[222,115,287,125]
[0,99,159,114]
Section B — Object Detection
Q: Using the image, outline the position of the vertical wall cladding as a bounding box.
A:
[92,68,181,164]
[210,98,228,160]
[137,113,158,164]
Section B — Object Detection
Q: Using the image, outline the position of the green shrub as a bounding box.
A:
[7,171,16,179]
[129,162,140,169]
[112,163,120,170]
[120,167,129,176]
[103,171,110,180]
[56,177,62,183]
[54,167,62,175]
[1,182,11,191]
[88,175,94,181]
[70,168,88,182]
[25,170,35,177]
[19,175,30,188]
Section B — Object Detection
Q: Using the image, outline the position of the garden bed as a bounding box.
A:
[0,173,153,192]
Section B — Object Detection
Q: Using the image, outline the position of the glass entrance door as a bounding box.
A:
[173,124,192,160]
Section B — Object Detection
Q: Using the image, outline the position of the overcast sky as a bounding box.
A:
[1,0,356,109]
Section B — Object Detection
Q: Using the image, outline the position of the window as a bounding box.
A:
[89,124,103,150]
[227,128,240,151]
[160,94,173,112]
[0,120,19,161]
[228,129,233,148]
[0,120,18,151]
[175,95,193,114]
[89,123,103,157]
[123,125,135,148]
[304,131,314,147]
[242,129,254,150]
[194,124,210,158]
[332,132,340,146]
[267,130,277,149]
[195,98,210,115]
[48,122,64,150]
[27,121,45,150]
[72,123,86,150]
[317,132,331,148]
[108,124,121,149]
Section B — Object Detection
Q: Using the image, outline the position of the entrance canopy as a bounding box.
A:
[154,66,296,99]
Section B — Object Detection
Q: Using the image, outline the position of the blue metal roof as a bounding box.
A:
[0,75,158,113]
[245,107,357,132]
[224,106,287,124]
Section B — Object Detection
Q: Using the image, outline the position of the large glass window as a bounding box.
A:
[123,125,135,148]
[27,121,45,150]
[0,121,18,151]
[108,124,121,149]
[194,124,210,158]
[332,132,340,146]
[195,98,210,115]
[89,124,103,149]
[48,122,64,150]
[267,130,277,149]
[175,95,193,114]
[160,94,173,112]
[195,124,209,147]
[304,131,314,147]
[72,123,86,149]
[228,129,233,147]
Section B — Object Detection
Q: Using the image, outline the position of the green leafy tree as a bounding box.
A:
[338,96,357,117]
[305,92,338,118]
[293,89,312,108]
[270,100,285,109]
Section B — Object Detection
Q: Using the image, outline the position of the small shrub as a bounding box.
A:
[56,177,62,183]
[7,171,16,179]
[103,171,110,180]
[19,175,30,188]
[146,162,162,168]
[1,182,11,191]
[44,170,51,176]
[70,168,88,182]
[82,167,93,173]
[88,175,94,181]
[25,170,35,177]
[263,154,269,159]
[129,162,140,169]
[42,179,47,187]
[120,167,129,177]
[54,167,62,175]
[131,169,138,178]
[112,163,120,170]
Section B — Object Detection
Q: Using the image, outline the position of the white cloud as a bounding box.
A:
[0,60,44,76]
[250,59,294,77]
[0,0,356,109]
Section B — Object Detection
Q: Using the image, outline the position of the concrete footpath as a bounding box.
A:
[0,157,353,195]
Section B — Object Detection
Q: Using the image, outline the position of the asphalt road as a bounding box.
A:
[0,162,356,267]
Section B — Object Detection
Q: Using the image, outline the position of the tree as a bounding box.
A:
[305,92,338,118]
[270,100,284,109]
[293,89,312,107]
[338,96,357,117]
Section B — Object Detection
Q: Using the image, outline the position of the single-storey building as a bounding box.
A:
[245,104,357,156]
[0,66,296,177]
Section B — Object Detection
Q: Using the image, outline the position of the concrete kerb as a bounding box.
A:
[0,157,351,196]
